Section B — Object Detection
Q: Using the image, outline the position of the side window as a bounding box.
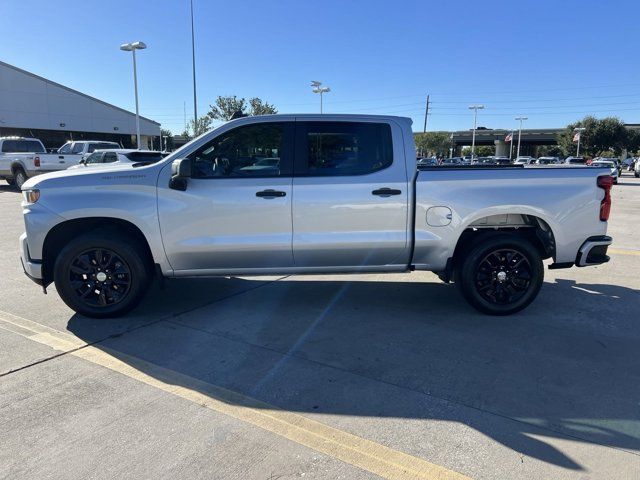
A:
[189,122,291,178]
[71,143,84,154]
[85,152,103,164]
[299,122,393,176]
[103,152,118,163]
[59,143,72,154]
[87,143,99,153]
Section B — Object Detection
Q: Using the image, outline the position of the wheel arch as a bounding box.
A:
[439,213,557,283]
[42,217,155,287]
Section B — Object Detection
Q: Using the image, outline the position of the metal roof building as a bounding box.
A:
[0,60,161,150]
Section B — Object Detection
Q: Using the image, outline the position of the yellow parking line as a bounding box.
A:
[608,248,640,256]
[0,311,470,480]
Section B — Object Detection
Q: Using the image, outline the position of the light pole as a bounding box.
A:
[508,129,514,159]
[190,0,198,128]
[515,116,528,158]
[311,81,330,113]
[120,41,147,149]
[468,105,484,160]
[574,127,586,156]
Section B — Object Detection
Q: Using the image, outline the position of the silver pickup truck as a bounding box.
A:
[19,114,614,318]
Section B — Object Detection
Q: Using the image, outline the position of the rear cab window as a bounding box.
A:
[295,122,393,176]
[1,140,44,153]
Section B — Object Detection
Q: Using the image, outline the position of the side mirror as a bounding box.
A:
[169,158,191,191]
[79,159,86,165]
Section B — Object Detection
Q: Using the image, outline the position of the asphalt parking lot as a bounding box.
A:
[1,175,639,480]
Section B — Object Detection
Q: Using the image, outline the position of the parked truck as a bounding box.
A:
[0,137,77,188]
[19,115,614,318]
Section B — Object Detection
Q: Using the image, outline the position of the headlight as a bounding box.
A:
[23,189,40,204]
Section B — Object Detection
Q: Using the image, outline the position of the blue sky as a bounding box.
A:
[2,0,639,134]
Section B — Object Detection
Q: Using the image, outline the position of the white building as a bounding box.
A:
[0,60,161,149]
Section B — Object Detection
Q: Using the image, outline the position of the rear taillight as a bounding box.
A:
[597,175,613,221]
[34,156,41,167]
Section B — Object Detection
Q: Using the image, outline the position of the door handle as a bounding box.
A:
[372,188,402,197]
[256,189,286,198]
[58,155,65,159]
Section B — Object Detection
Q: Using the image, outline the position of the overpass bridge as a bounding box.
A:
[450,128,563,156]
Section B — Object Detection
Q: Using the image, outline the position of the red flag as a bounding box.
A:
[505,133,513,142]
[573,132,581,142]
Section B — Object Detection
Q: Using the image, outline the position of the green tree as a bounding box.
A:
[207,95,278,121]
[414,132,452,157]
[182,116,212,140]
[208,95,247,121]
[461,145,494,157]
[249,97,277,116]
[557,116,628,157]
[160,128,174,151]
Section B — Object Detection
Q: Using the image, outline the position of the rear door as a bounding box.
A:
[158,120,295,272]
[291,119,410,268]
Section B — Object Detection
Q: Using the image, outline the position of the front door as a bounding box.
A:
[158,121,295,272]
[292,120,410,268]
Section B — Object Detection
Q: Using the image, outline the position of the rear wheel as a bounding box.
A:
[53,231,151,318]
[456,234,544,315]
[14,168,27,189]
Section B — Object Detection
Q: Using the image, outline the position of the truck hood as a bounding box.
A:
[22,163,159,190]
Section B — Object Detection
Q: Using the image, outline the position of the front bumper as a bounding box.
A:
[20,232,43,285]
[576,235,612,267]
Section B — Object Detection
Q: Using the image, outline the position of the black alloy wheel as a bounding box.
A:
[68,248,132,308]
[474,249,532,305]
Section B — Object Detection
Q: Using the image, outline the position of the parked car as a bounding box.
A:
[67,149,164,170]
[634,158,640,178]
[492,156,512,165]
[417,157,438,166]
[590,159,619,184]
[622,157,635,172]
[20,114,613,318]
[536,157,561,165]
[57,140,121,161]
[514,156,536,165]
[565,156,587,164]
[0,137,76,188]
[441,157,463,166]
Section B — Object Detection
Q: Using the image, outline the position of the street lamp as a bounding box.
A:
[120,41,147,149]
[515,116,528,158]
[468,105,484,160]
[574,127,586,157]
[311,81,330,114]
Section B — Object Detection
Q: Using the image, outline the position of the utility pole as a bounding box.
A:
[423,94,430,133]
[468,105,484,160]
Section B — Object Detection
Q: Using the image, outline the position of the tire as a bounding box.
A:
[5,177,16,186]
[456,234,544,315]
[53,231,151,318]
[14,168,27,189]
[635,172,639,178]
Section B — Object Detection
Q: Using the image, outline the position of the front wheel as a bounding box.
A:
[5,177,16,186]
[54,232,151,318]
[456,234,544,315]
